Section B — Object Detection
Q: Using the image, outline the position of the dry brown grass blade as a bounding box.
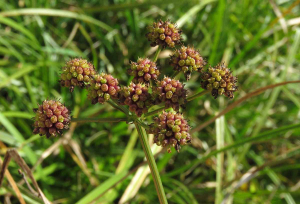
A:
[269,0,288,33]
[18,169,39,197]
[191,80,300,133]
[0,149,51,204]
[0,157,26,204]
[31,139,63,172]
[32,119,77,173]
[64,141,99,186]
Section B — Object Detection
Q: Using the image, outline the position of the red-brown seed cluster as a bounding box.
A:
[170,46,206,80]
[128,58,160,84]
[60,58,96,92]
[146,20,182,48]
[119,83,152,117]
[153,77,187,111]
[33,100,70,138]
[147,110,191,153]
[201,64,238,99]
[87,73,120,104]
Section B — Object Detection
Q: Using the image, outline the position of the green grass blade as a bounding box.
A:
[0,66,36,89]
[0,112,37,164]
[0,9,113,31]
[75,171,127,204]
[166,123,300,177]
[215,115,225,204]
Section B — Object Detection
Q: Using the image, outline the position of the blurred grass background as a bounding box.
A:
[0,0,300,203]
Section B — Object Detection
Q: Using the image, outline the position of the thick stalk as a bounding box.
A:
[144,106,165,117]
[171,71,180,78]
[72,117,127,123]
[107,100,130,116]
[187,90,210,101]
[153,47,162,62]
[134,121,168,204]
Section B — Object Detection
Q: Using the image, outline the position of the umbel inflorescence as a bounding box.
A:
[60,58,96,92]
[128,58,160,84]
[119,83,152,117]
[33,20,237,153]
[146,20,182,48]
[170,46,206,80]
[201,64,238,99]
[147,110,191,153]
[33,100,70,138]
[87,73,120,104]
[153,77,187,112]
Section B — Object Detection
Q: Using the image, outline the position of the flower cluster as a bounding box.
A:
[128,58,160,84]
[40,19,238,156]
[87,73,120,104]
[146,20,182,48]
[60,58,96,92]
[147,110,191,153]
[170,46,206,80]
[33,100,70,138]
[201,64,238,99]
[119,83,152,117]
[153,77,187,111]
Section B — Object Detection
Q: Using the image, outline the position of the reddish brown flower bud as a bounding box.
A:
[60,58,96,92]
[153,77,187,111]
[146,20,182,48]
[87,73,120,104]
[33,100,70,138]
[119,83,152,117]
[201,64,238,99]
[170,46,206,80]
[147,110,191,153]
[128,58,160,84]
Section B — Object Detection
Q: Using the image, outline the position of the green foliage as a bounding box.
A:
[0,0,300,203]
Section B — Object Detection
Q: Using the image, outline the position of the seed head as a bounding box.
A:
[128,58,160,84]
[201,64,238,99]
[87,73,120,104]
[146,20,182,48]
[153,77,187,111]
[170,46,206,80]
[147,110,191,153]
[60,58,96,92]
[119,83,152,117]
[33,100,71,138]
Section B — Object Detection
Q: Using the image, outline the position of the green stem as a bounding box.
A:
[171,71,180,78]
[144,106,165,117]
[72,117,127,123]
[135,118,149,129]
[112,99,130,115]
[107,100,127,114]
[186,90,210,101]
[153,46,162,62]
[134,121,168,204]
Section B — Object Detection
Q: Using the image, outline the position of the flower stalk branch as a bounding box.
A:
[72,117,127,123]
[134,121,168,204]
[153,47,162,62]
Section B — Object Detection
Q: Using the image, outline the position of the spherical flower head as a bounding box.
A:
[119,83,152,117]
[201,64,238,99]
[146,20,182,48]
[128,58,160,84]
[60,58,96,92]
[147,110,191,153]
[87,73,120,104]
[153,77,187,111]
[32,100,71,138]
[170,46,206,80]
